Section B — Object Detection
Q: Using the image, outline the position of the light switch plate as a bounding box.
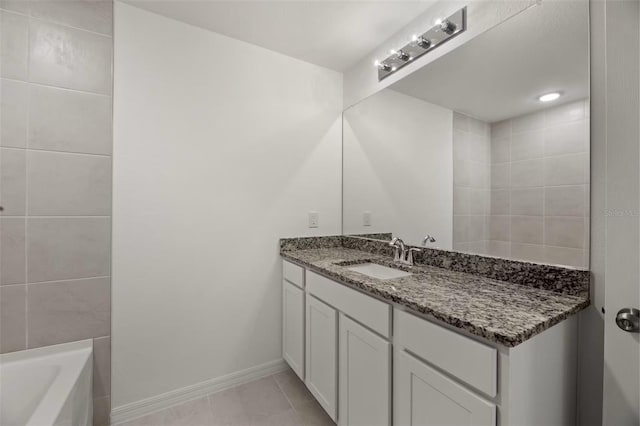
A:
[363,211,372,227]
[308,211,319,228]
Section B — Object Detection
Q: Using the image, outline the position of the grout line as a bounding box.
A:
[19,146,112,158]
[23,215,111,219]
[28,14,113,39]
[272,373,296,412]
[1,76,113,98]
[27,276,111,286]
[24,18,31,348]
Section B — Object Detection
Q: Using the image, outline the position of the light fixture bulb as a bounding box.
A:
[439,19,456,34]
[538,92,561,102]
[374,60,380,67]
[396,50,410,61]
[414,36,431,49]
[412,34,418,42]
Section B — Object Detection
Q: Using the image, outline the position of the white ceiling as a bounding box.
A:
[390,0,589,123]
[123,0,435,71]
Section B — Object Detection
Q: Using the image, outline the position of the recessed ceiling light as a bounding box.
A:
[538,92,561,102]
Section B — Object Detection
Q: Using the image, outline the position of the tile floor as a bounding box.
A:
[118,369,335,426]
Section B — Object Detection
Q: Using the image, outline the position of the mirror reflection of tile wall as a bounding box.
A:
[452,113,491,254]
[453,100,590,268]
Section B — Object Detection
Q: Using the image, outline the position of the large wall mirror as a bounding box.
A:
[343,0,590,269]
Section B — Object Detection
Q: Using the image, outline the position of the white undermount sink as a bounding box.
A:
[347,263,412,280]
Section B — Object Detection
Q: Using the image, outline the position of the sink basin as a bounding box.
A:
[347,263,412,280]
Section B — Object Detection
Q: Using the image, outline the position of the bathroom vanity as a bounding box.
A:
[280,236,589,426]
[281,1,592,425]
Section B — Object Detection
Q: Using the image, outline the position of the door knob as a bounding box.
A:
[615,308,640,332]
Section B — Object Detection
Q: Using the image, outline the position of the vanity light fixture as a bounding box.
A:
[375,7,467,81]
[538,92,561,102]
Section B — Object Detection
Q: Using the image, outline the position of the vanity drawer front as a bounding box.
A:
[283,260,305,288]
[396,309,497,397]
[306,271,391,338]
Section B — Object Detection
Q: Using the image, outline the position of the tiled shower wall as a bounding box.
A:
[0,1,113,424]
[452,112,491,253]
[488,100,590,268]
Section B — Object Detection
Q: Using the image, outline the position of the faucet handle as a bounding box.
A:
[423,235,436,246]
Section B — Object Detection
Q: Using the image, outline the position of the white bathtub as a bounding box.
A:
[0,340,93,426]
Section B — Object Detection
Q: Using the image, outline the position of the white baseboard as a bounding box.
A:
[110,358,288,425]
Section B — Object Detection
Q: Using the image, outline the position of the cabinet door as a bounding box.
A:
[283,280,304,380]
[395,350,496,426]
[339,314,391,426]
[305,295,338,422]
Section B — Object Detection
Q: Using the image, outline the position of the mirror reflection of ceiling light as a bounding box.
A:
[538,92,561,102]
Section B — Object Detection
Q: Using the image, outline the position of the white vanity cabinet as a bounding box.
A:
[339,314,391,426]
[282,261,305,380]
[395,350,495,426]
[306,294,339,421]
[281,259,578,426]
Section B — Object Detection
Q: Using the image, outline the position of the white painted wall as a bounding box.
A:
[342,0,536,108]
[342,89,453,248]
[112,2,342,409]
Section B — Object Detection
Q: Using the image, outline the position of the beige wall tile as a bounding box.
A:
[545,100,586,126]
[93,336,111,398]
[453,215,469,243]
[0,284,25,352]
[487,240,510,257]
[0,147,26,215]
[0,0,31,14]
[491,163,510,188]
[468,215,486,241]
[491,137,510,163]
[544,120,587,156]
[93,396,111,426]
[490,189,510,215]
[545,185,586,216]
[489,215,510,241]
[27,151,112,215]
[453,186,470,215]
[511,215,543,244]
[545,246,586,268]
[469,188,488,215]
[510,188,543,216]
[452,112,469,131]
[544,216,585,249]
[29,0,113,35]
[511,243,545,263]
[511,110,544,133]
[510,129,544,161]
[0,78,28,147]
[27,277,110,347]
[0,217,25,285]
[491,120,511,139]
[0,11,28,80]
[27,217,110,282]
[544,153,587,186]
[29,20,112,94]
[510,159,543,188]
[29,85,113,154]
[453,160,470,186]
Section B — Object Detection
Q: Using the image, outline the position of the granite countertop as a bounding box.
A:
[281,245,590,347]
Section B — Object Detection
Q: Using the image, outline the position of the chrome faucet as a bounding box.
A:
[389,238,420,266]
[389,237,406,262]
[423,234,436,246]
